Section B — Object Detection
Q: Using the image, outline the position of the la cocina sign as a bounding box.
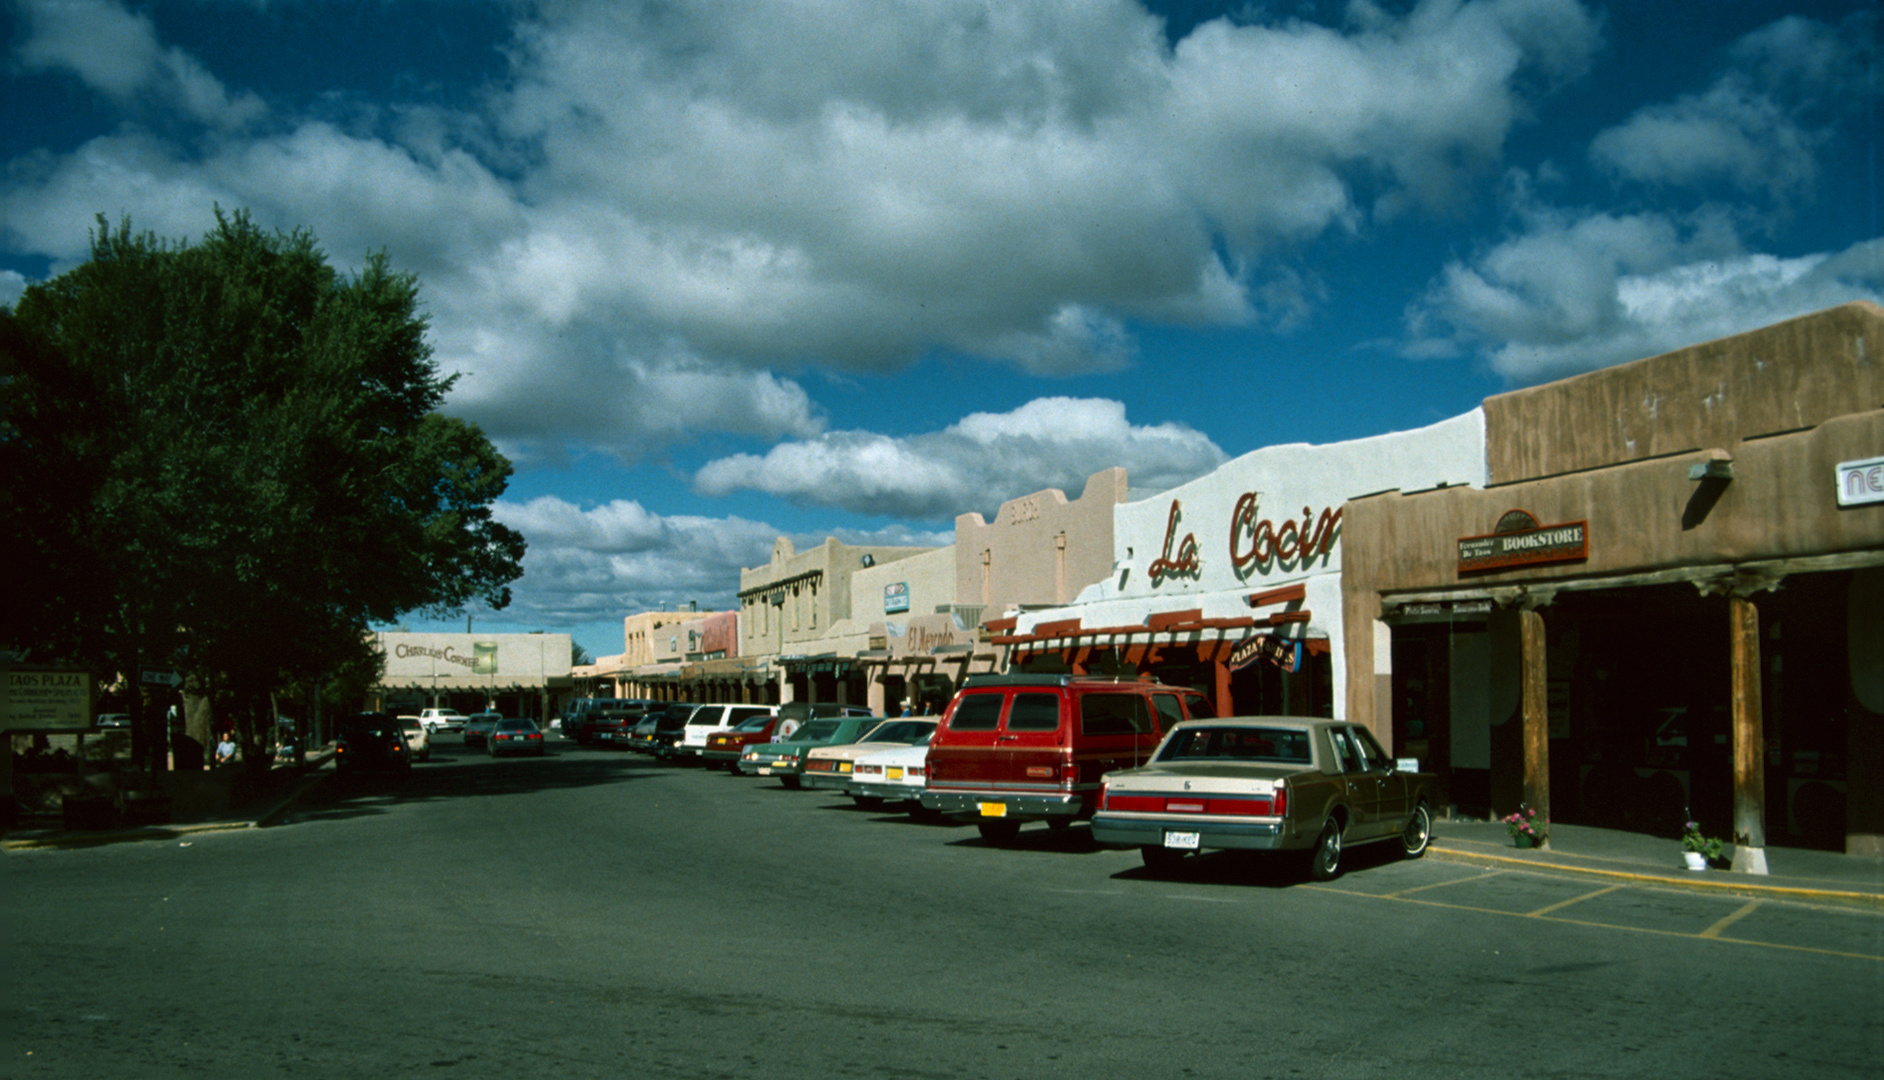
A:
[1147,493,1342,586]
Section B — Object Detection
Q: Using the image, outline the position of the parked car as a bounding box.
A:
[737,715,883,788]
[562,698,654,743]
[418,708,469,734]
[1091,717,1433,880]
[672,703,778,762]
[487,718,546,757]
[335,713,412,776]
[800,719,937,795]
[847,743,937,816]
[702,713,787,769]
[584,705,656,747]
[920,673,1213,843]
[397,716,432,761]
[632,704,701,757]
[463,712,503,747]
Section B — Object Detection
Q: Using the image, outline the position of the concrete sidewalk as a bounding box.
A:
[2,751,335,852]
[1429,818,1884,908]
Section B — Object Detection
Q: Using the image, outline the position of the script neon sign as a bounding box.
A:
[1229,494,1342,573]
[1147,500,1200,584]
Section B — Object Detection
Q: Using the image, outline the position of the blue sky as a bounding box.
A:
[3,0,1878,660]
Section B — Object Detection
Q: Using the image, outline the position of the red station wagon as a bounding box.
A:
[919,674,1214,843]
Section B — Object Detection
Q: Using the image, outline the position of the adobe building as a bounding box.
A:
[1000,416,1488,717]
[371,631,574,724]
[1341,301,1884,867]
[735,537,937,705]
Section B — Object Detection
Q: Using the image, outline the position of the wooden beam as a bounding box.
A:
[1247,583,1308,608]
[1730,593,1770,874]
[1520,606,1551,849]
[1147,609,1204,630]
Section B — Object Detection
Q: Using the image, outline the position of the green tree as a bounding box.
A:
[1,211,526,765]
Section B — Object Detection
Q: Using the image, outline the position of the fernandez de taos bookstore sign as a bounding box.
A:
[1457,510,1588,574]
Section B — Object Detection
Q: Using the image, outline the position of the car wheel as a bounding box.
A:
[852,795,884,810]
[1400,800,1432,858]
[1309,819,1344,881]
[780,775,801,790]
[1044,816,1071,832]
[977,820,1022,845]
[1141,845,1186,874]
[910,805,944,824]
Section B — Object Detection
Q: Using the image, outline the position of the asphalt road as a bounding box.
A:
[9,739,1882,1079]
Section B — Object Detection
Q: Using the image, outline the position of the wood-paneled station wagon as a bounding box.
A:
[1091,718,1433,880]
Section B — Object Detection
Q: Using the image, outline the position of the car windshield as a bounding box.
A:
[496,719,535,732]
[862,720,934,743]
[733,715,773,732]
[792,720,842,743]
[1156,726,1313,764]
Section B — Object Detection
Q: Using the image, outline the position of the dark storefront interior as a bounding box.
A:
[1391,574,1857,851]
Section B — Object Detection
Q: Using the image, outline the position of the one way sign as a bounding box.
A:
[140,668,182,688]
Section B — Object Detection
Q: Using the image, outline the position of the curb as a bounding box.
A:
[1428,842,1884,909]
[3,758,334,852]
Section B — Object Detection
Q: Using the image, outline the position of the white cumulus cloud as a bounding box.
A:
[2,0,1605,453]
[693,396,1227,520]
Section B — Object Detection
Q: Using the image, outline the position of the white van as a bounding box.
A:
[673,703,778,761]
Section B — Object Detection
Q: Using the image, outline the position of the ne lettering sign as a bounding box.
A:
[1458,521,1588,573]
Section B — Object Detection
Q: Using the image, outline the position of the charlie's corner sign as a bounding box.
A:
[1458,509,1588,574]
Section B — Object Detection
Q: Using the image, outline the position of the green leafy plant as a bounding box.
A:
[1502,804,1544,845]
[1681,820,1725,861]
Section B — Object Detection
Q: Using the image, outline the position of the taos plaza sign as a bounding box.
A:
[1458,510,1589,573]
[4,670,93,731]
[1838,456,1884,507]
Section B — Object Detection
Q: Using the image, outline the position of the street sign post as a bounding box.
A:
[139,668,183,688]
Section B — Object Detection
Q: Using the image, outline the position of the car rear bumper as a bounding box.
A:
[850,780,922,803]
[743,757,802,777]
[920,789,1083,821]
[800,769,854,791]
[1089,812,1289,850]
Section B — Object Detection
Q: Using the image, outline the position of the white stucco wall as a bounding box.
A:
[1017,410,1488,718]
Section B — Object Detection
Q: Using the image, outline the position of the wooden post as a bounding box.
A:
[1214,658,1234,718]
[1729,593,1770,874]
[1520,605,1550,848]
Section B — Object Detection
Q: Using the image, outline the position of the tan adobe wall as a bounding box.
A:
[954,468,1127,615]
[1342,409,1884,735]
[1484,301,1883,484]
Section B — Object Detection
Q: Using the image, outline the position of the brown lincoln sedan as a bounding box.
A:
[1091,717,1433,880]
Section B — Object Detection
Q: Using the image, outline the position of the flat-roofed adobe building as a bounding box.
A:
[1000,417,1488,718]
[738,537,937,705]
[1341,302,1884,868]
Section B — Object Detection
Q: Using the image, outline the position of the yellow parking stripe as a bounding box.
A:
[1700,900,1764,939]
[1527,884,1624,917]
[1381,870,1505,898]
[1302,885,1884,964]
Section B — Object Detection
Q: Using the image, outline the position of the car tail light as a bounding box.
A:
[908,766,924,778]
[1272,781,1287,817]
[1208,798,1271,815]
[1106,794,1162,813]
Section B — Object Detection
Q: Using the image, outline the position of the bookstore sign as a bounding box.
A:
[1458,510,1588,574]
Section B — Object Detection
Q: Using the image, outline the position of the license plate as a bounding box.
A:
[839,762,852,773]
[1164,831,1201,850]
[887,767,903,780]
[979,802,1007,818]
[757,766,773,775]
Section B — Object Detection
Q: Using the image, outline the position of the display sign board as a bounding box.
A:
[4,670,93,731]
[1837,456,1884,507]
[884,581,910,615]
[1458,514,1588,573]
[1228,634,1300,673]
